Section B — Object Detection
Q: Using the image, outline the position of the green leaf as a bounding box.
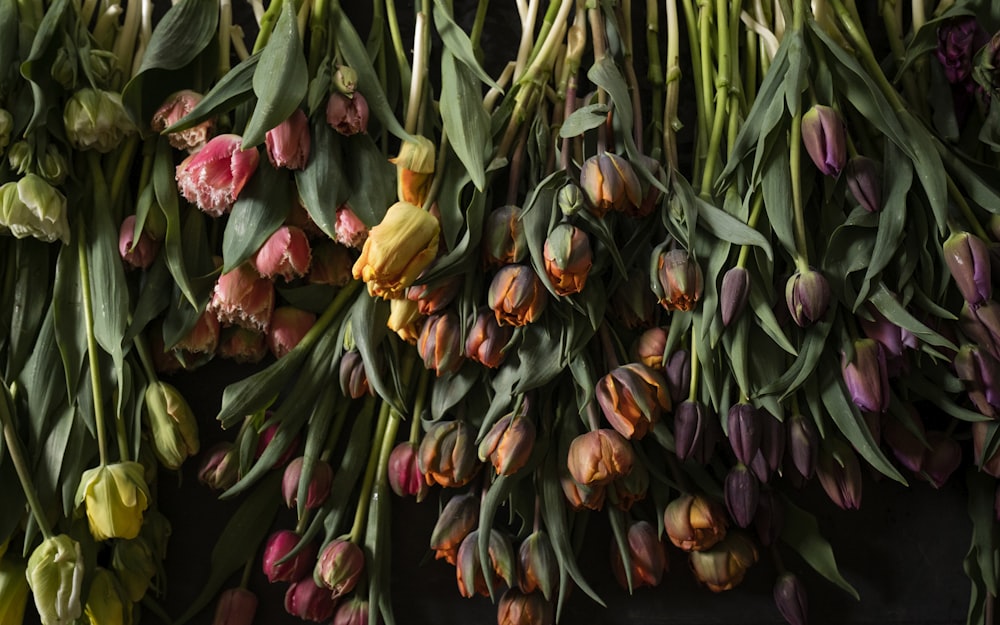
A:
[154,137,198,308]
[241,0,307,148]
[126,256,172,342]
[783,32,809,117]
[18,0,70,134]
[560,103,610,138]
[0,0,16,89]
[295,119,350,239]
[86,177,129,382]
[965,470,1000,606]
[440,50,490,191]
[165,54,260,133]
[7,239,51,380]
[173,473,281,625]
[52,239,86,398]
[17,306,68,449]
[122,0,219,125]
[216,351,307,429]
[780,497,860,600]
[757,317,831,399]
[899,111,948,234]
[320,399,375,541]
[869,284,955,351]
[351,293,405,413]
[344,133,396,227]
[478,474,516,599]
[222,160,290,272]
[432,0,500,90]
[696,198,773,260]
[761,146,797,257]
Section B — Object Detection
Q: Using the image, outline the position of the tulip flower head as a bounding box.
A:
[418,420,480,488]
[26,534,84,625]
[151,90,214,152]
[429,493,479,564]
[262,530,317,583]
[144,381,200,470]
[211,588,257,625]
[579,152,642,216]
[774,573,808,625]
[352,201,440,299]
[478,412,537,476]
[209,263,276,333]
[265,109,311,170]
[518,531,557,600]
[689,532,759,592]
[74,462,150,541]
[326,92,370,136]
[315,539,364,599]
[175,134,259,217]
[388,442,427,499]
[119,215,161,269]
[0,175,70,244]
[497,589,554,625]
[566,429,634,487]
[489,264,548,326]
[663,493,728,552]
[64,89,134,153]
[596,363,671,440]
[267,307,317,359]
[465,309,514,368]
[254,226,312,282]
[0,557,29,625]
[801,105,846,177]
[610,520,668,591]
[653,248,703,312]
[82,568,131,625]
[284,578,337,622]
[543,223,593,296]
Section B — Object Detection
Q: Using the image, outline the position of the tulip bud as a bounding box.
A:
[884,411,927,473]
[174,310,221,363]
[937,17,985,84]
[82,568,131,625]
[456,529,515,598]
[254,226,312,281]
[217,326,268,363]
[566,429,634,487]
[26,534,84,625]
[74,462,150,541]
[285,578,336,622]
[479,413,537,475]
[266,109,310,170]
[38,145,69,186]
[389,442,427,499]
[151,90,214,153]
[212,588,257,625]
[961,301,1000,361]
[858,305,916,368]
[282,457,333,509]
[634,327,667,370]
[465,309,513,368]
[597,363,671,440]
[391,136,435,205]
[817,440,863,510]
[518,531,557,600]
[119,215,161,269]
[674,400,707,462]
[0,557,29,625]
[543,223,592,296]
[267,307,316,359]
[430,493,479,564]
[609,459,649,511]
[724,464,760,528]
[801,105,846,176]
[611,273,656,329]
[633,154,667,218]
[139,510,172,563]
[751,409,786,482]
[785,268,831,327]
[973,421,1000,478]
[944,231,992,307]
[753,490,784,546]
[786,413,819,479]
[334,66,359,94]
[0,175,70,245]
[842,339,890,413]
[689,532,759,592]
[610,520,668,591]
[144,381,200,470]
[719,267,751,327]
[920,431,962,488]
[387,298,424,344]
[340,350,371,399]
[663,350,691,406]
[489,264,548,326]
[64,88,134,153]
[652,248,703,312]
[407,276,461,315]
[263,530,317,583]
[497,589,554,625]
[308,241,354,286]
[417,312,465,375]
[254,421,300,467]
[579,152,642,216]
[175,134,259,217]
[557,182,586,217]
[331,597,368,625]
[326,92,370,136]
[726,403,762,466]
[845,156,882,213]
[774,573,808,625]
[209,263,275,332]
[0,109,11,156]
[315,539,364,599]
[560,473,607,511]
[334,204,369,249]
[483,205,528,267]
[664,494,727,552]
[111,538,157,602]
[418,420,480,488]
[353,201,440,299]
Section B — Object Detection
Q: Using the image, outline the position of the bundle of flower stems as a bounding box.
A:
[2,0,1000,623]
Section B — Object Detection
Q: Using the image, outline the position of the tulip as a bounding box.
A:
[961,301,1000,360]
[175,134,259,217]
[726,403,762,466]
[846,156,882,213]
[936,17,985,84]
[921,431,962,488]
[610,520,668,591]
[753,490,784,546]
[212,588,257,625]
[817,440,863,510]
[388,442,427,499]
[353,201,440,299]
[74,462,150,541]
[597,363,671,440]
[174,310,221,360]
[883,412,927,473]
[282,457,334,509]
[724,464,760,528]
[308,241,354,286]
[774,573,808,625]
[387,298,424,344]
[465,309,514,368]
[430,493,478,564]
[689,532,759,592]
[334,204,369,249]
[566,429,634,486]
[332,597,369,625]
[407,276,461,315]
[119,215,161,269]
[0,175,70,244]
[497,589,553,625]
[110,538,156,602]
[254,226,312,281]
[560,473,607,511]
[139,510,172,563]
[633,154,667,218]
[326,92,370,136]
[858,305,916,371]
[315,539,364,599]
[752,409,785,481]
[6,141,31,175]
[944,231,992,307]
[333,66,358,94]
[144,381,200,470]
[483,205,528,267]
[518,531,557,600]
[609,459,649,511]
[786,413,819,479]
[390,136,435,205]
[673,399,708,462]
[557,182,586,217]
[720,267,750,327]
[634,327,667,370]
[785,268,831,327]
[26,534,84,625]
[0,557,28,625]
[263,530,317,583]
[254,421,300,467]
[217,326,268,363]
[652,248,703,312]
[64,89,134,153]
[267,307,316,359]
[611,273,655,329]
[664,350,691,406]
[265,109,310,169]
[455,529,515,598]
[842,338,890,413]
[973,421,1000,478]
[417,312,464,375]
[543,223,593,295]
[479,412,537,476]
[152,90,214,153]
[209,263,275,332]
[284,578,337,622]
[489,264,548,326]
[801,105,846,176]
[579,152,642,216]
[663,493,728,552]
[81,568,130,625]
[418,420,480,487]
[340,350,372,399]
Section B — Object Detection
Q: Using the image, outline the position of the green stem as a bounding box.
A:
[789,0,810,273]
[681,0,707,180]
[829,0,906,113]
[736,194,765,268]
[296,280,362,353]
[699,0,737,195]
[319,401,354,463]
[519,0,573,86]
[133,335,159,383]
[618,0,645,152]
[252,0,283,53]
[108,134,140,216]
[239,555,254,588]
[218,0,233,77]
[0,383,54,539]
[384,0,412,95]
[470,0,490,53]
[348,400,391,544]
[408,368,430,445]
[646,0,664,156]
[308,0,329,74]
[404,0,431,135]
[687,319,700,402]
[83,156,111,467]
[664,0,681,170]
[880,0,924,117]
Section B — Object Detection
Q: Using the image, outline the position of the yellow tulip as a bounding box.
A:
[74,462,150,541]
[352,201,440,299]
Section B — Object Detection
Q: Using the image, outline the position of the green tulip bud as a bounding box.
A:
[26,534,84,625]
[6,141,32,175]
[111,538,157,602]
[144,382,200,470]
[83,568,131,625]
[0,175,70,244]
[63,89,134,153]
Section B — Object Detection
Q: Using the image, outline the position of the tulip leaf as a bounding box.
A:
[780,497,860,600]
[696,198,773,261]
[898,111,948,235]
[344,133,396,227]
[0,0,16,92]
[903,368,993,423]
[7,240,51,381]
[165,54,260,133]
[52,240,86,399]
[173,472,281,625]
[761,146,798,258]
[320,398,375,542]
[367,474,396,625]
[758,317,831,399]
[126,256,172,342]
[560,103,611,138]
[422,182,486,281]
[122,0,218,126]
[938,142,1000,214]
[441,50,490,191]
[296,382,338,520]
[295,119,350,239]
[869,284,956,351]
[222,160,290,272]
[783,32,810,117]
[17,306,68,450]
[241,0,307,148]
[608,506,635,592]
[154,137,199,308]
[216,346,307,429]
[352,292,406,414]
[18,0,70,134]
[431,364,481,421]
[965,470,1000,625]
[432,0,501,91]
[478,474,516,599]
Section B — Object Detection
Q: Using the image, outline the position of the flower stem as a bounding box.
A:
[408,368,430,445]
[252,0,282,53]
[82,157,111,467]
[514,0,541,80]
[218,0,233,78]
[0,382,54,539]
[736,193,765,269]
[470,0,490,53]
[297,279,362,353]
[404,0,432,136]
[308,0,329,73]
[663,0,681,170]
[699,0,739,196]
[680,0,707,180]
[108,134,140,215]
[687,318,701,402]
[788,0,810,274]
[384,0,412,93]
[948,176,991,242]
[646,0,664,156]
[349,399,391,544]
